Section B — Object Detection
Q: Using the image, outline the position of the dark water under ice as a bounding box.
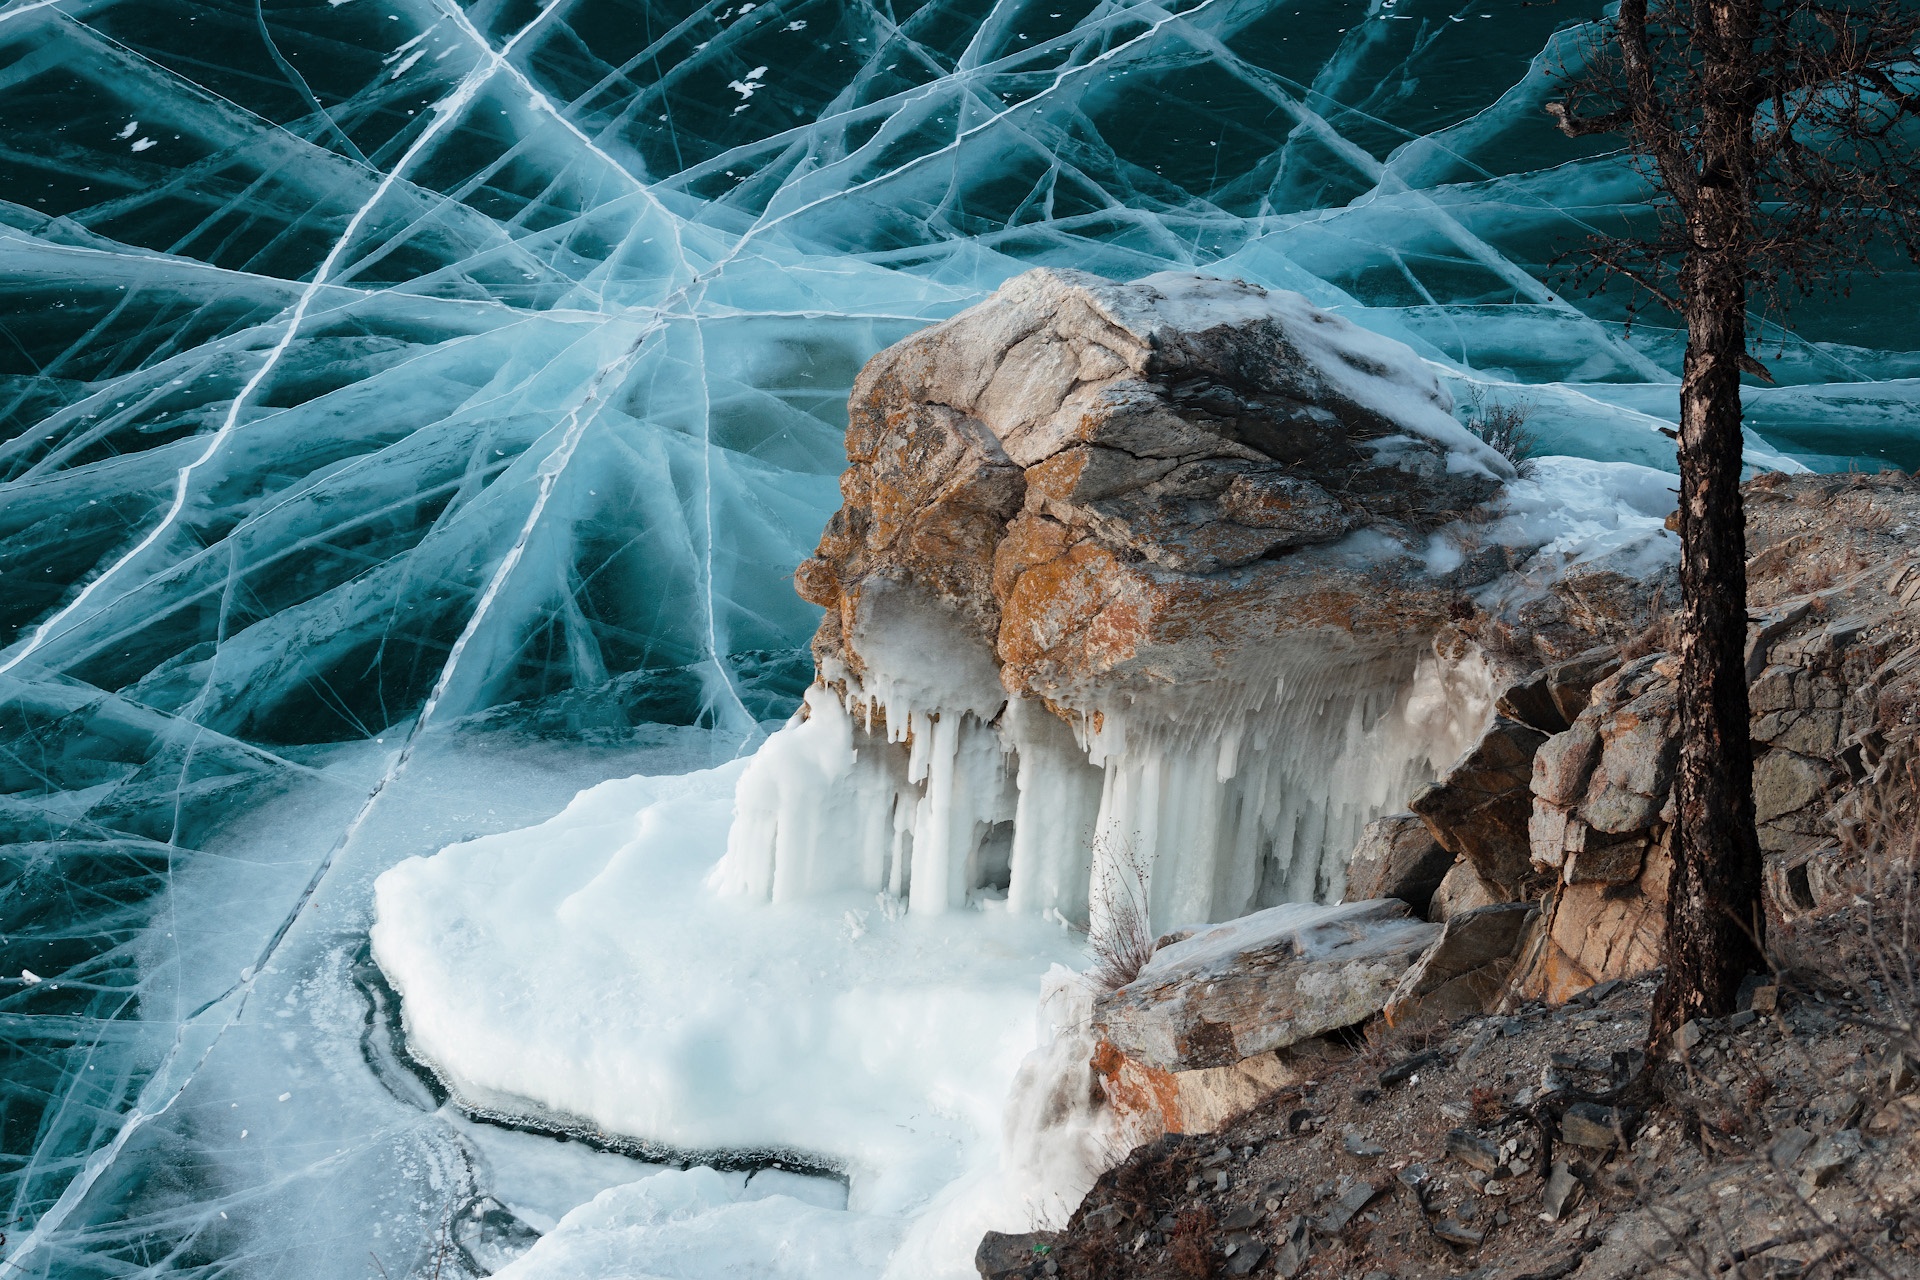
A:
[0,0,1914,1274]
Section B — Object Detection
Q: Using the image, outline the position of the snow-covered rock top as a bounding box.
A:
[799,266,1520,725]
[715,266,1691,938]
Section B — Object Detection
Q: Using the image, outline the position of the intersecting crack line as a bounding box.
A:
[0,49,518,681]
[681,0,1244,266]
[1159,12,1676,383]
[682,308,762,748]
[0,320,654,1275]
[0,55,551,1271]
[252,0,372,168]
[0,0,75,29]
[656,0,1222,199]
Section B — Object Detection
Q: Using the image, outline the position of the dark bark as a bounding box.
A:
[1647,0,1769,1051]
[1547,0,1920,1053]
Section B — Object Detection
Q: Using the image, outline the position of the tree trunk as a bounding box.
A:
[1649,0,1768,1053]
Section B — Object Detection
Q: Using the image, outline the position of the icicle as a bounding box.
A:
[717,639,1495,930]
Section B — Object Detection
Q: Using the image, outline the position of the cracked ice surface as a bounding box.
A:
[1,0,1916,1275]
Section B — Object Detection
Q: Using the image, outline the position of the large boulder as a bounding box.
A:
[796,267,1514,714]
[1517,841,1673,1004]
[1409,717,1550,899]
[1091,899,1440,1072]
[732,268,1536,931]
[1343,813,1454,916]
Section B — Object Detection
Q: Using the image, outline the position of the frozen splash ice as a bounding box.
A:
[369,757,1115,1279]
[0,0,1908,1274]
[714,642,1499,933]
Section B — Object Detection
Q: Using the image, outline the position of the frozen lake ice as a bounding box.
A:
[2,0,1915,1274]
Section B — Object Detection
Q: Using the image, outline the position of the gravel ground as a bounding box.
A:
[986,954,1920,1280]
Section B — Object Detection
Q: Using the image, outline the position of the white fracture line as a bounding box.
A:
[0,59,504,679]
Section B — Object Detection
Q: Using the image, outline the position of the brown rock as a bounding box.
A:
[1090,1041,1308,1141]
[1410,718,1550,899]
[1562,829,1649,886]
[1577,674,1678,834]
[802,266,1515,715]
[751,268,1578,928]
[1474,560,1675,667]
[1092,899,1440,1071]
[1496,647,1623,733]
[1384,901,1536,1026]
[1343,814,1454,916]
[1532,718,1600,809]
[1430,859,1501,922]
[1526,649,1677,890]
[1494,675,1565,735]
[1510,839,1671,1003]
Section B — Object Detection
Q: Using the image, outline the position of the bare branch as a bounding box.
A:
[1544,100,1634,138]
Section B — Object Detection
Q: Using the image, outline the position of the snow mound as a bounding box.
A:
[491,1168,901,1280]
[372,763,1103,1279]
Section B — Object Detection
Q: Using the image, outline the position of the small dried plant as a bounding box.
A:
[1833,737,1920,1058]
[1462,387,1540,480]
[1168,1205,1218,1279]
[1089,834,1155,994]
[1616,604,1677,661]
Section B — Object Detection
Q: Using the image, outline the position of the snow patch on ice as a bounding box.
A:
[1107,272,1510,479]
[373,762,1105,1278]
[1482,455,1682,584]
[491,1168,901,1280]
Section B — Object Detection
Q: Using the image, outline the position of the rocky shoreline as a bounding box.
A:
[975,467,1920,1277]
[729,273,1920,1280]
[986,962,1919,1280]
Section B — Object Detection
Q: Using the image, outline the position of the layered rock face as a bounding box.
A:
[720,269,1520,931]
[1382,470,1920,1008]
[798,268,1509,711]
[1093,900,1441,1071]
[1086,901,1438,1143]
[1510,471,1920,1001]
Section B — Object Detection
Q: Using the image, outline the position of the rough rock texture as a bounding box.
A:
[1507,470,1920,1002]
[1493,646,1624,735]
[1382,901,1537,1027]
[1468,561,1674,673]
[1324,472,1920,1010]
[795,268,1512,714]
[1091,900,1440,1072]
[1029,966,1920,1280]
[1090,1042,1321,1144]
[1512,843,1672,1005]
[1526,653,1678,888]
[975,1230,1061,1280]
[1341,814,1453,916]
[1409,718,1550,900]
[1428,857,1502,921]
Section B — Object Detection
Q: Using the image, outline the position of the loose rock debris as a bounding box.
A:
[980,973,1920,1279]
